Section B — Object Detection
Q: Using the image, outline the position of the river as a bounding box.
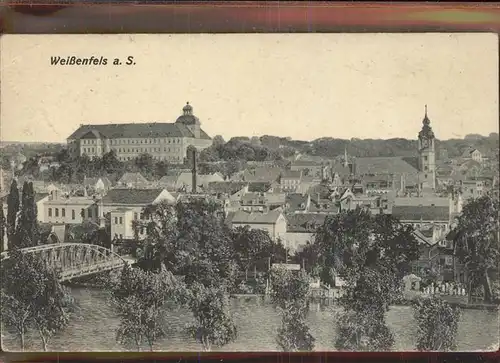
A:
[2,287,498,352]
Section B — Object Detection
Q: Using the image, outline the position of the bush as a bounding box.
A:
[412,296,461,351]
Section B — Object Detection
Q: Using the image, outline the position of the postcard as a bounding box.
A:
[0,33,498,352]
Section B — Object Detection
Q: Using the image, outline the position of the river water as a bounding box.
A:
[2,287,498,352]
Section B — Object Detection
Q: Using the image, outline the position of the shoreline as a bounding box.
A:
[66,283,500,311]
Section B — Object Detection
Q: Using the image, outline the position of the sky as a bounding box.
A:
[1,33,498,143]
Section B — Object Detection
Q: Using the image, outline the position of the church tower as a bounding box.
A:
[417,105,436,190]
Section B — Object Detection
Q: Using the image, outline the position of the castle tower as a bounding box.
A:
[176,102,201,138]
[417,105,436,190]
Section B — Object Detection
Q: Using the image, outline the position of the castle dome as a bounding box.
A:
[176,102,200,126]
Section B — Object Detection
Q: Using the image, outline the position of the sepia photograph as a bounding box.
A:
[0,33,498,353]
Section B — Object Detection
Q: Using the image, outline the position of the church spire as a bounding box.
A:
[423,104,430,126]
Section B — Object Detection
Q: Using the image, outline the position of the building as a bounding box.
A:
[279,170,303,192]
[417,105,436,190]
[83,176,112,194]
[1,191,50,224]
[461,147,483,163]
[117,172,149,188]
[284,213,327,253]
[227,209,287,241]
[101,188,177,240]
[66,102,212,163]
[42,189,98,225]
[290,160,329,180]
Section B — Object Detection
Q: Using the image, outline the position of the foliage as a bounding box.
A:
[6,179,19,248]
[334,305,394,351]
[1,248,73,351]
[138,201,178,271]
[110,264,183,351]
[186,282,237,352]
[412,296,461,351]
[270,267,315,352]
[314,208,420,287]
[312,208,420,351]
[14,182,40,248]
[452,195,499,303]
[232,226,274,277]
[0,206,5,253]
[173,199,238,289]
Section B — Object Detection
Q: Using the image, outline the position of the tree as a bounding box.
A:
[1,248,73,351]
[135,154,155,178]
[173,199,238,288]
[0,206,5,253]
[314,208,419,351]
[270,267,315,352]
[15,182,40,248]
[111,264,182,351]
[187,283,237,352]
[412,296,461,351]
[32,272,74,351]
[6,179,19,249]
[232,226,273,279]
[452,195,499,303]
[212,135,225,147]
[135,201,178,271]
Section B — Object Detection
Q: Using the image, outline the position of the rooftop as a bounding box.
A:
[392,205,450,222]
[68,122,211,140]
[102,188,166,205]
[228,209,284,225]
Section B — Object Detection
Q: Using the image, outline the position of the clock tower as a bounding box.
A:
[418,105,436,190]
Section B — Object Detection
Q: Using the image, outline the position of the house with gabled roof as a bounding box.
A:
[102,188,176,241]
[84,176,112,194]
[117,172,149,188]
[284,213,327,253]
[205,181,248,200]
[227,209,287,241]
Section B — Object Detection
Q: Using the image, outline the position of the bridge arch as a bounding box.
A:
[1,243,132,282]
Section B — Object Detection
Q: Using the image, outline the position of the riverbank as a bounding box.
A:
[3,286,498,352]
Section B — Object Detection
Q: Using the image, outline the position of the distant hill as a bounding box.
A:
[255,133,499,159]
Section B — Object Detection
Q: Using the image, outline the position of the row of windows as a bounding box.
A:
[83,147,96,153]
[113,147,181,154]
[117,155,181,162]
[82,139,98,145]
[81,138,183,145]
[48,207,92,219]
[110,138,182,145]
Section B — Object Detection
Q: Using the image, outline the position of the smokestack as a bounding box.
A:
[191,148,197,194]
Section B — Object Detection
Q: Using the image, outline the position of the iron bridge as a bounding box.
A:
[0,243,136,282]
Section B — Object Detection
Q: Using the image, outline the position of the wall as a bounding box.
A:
[110,210,135,240]
[284,231,315,253]
[44,199,98,224]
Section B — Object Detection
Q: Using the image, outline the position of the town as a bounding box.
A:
[1,102,499,352]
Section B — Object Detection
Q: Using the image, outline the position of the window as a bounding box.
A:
[48,208,52,217]
[119,217,123,224]
[55,208,59,217]
[72,209,75,220]
[134,212,138,220]
[119,234,123,239]
[140,213,144,220]
[115,217,118,224]
[88,209,92,218]
[62,208,66,217]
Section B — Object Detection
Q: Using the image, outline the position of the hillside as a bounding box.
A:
[200,133,499,163]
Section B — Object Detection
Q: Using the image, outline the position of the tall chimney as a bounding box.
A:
[191,148,197,194]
